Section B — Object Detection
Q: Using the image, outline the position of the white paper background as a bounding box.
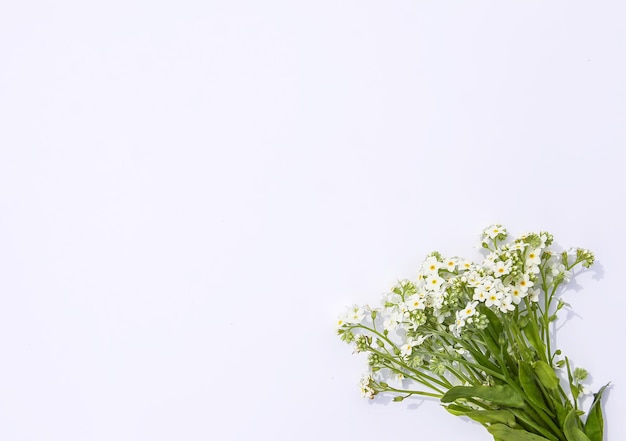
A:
[1,1,624,440]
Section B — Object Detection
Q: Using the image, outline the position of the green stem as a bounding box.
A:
[368,346,449,393]
[384,385,442,399]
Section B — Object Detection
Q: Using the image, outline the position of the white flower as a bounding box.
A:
[422,256,442,275]
[398,302,410,316]
[465,270,482,287]
[425,275,444,291]
[511,241,527,251]
[382,308,403,332]
[443,257,458,272]
[550,262,572,282]
[493,260,512,278]
[474,277,502,303]
[499,296,515,313]
[518,274,534,292]
[360,375,376,399]
[460,301,479,318]
[400,342,414,357]
[526,248,541,266]
[485,291,503,308]
[384,292,402,305]
[424,290,442,309]
[473,286,489,302]
[550,262,565,276]
[406,294,426,311]
[401,336,428,357]
[450,315,466,337]
[484,224,506,239]
[527,264,540,274]
[341,305,366,324]
[458,259,473,272]
[416,272,426,287]
[528,288,540,303]
[509,285,527,304]
[434,309,450,324]
[562,270,572,282]
[482,276,497,291]
[484,252,499,268]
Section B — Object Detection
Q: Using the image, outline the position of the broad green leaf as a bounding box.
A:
[522,321,546,355]
[554,399,572,427]
[487,423,552,441]
[534,361,560,390]
[481,305,503,335]
[444,404,470,416]
[466,345,500,373]
[503,352,519,378]
[509,408,560,441]
[481,331,501,356]
[584,383,609,441]
[518,361,553,415]
[441,385,525,408]
[564,409,591,441]
[444,403,517,426]
[464,409,517,427]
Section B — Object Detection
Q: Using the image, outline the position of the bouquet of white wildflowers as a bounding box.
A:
[338,226,609,441]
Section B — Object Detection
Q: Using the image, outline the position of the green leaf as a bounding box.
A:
[554,400,572,428]
[465,345,500,373]
[534,361,560,390]
[508,408,560,441]
[441,385,525,408]
[444,404,469,416]
[464,409,518,427]
[518,361,553,415]
[584,383,609,441]
[564,409,591,441]
[487,423,552,441]
[480,331,501,357]
[481,305,503,336]
[522,321,546,356]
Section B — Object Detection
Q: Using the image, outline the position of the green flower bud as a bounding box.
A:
[573,367,588,382]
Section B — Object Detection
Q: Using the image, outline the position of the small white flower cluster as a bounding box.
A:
[391,228,545,339]
[337,225,594,364]
[337,305,366,328]
[337,226,603,440]
[359,374,376,399]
